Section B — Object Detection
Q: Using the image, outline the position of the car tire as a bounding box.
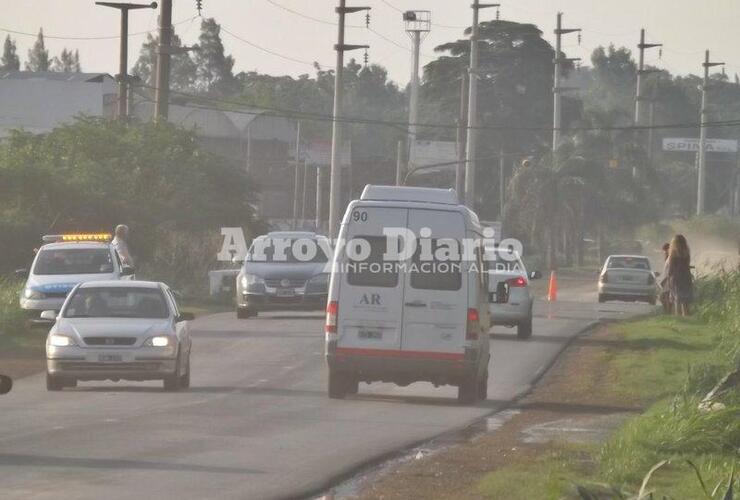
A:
[46,373,63,391]
[457,375,478,405]
[346,377,359,395]
[180,358,191,389]
[648,296,656,306]
[598,294,607,303]
[477,370,488,401]
[328,368,347,399]
[236,307,252,319]
[65,378,77,388]
[517,316,533,339]
[163,358,182,392]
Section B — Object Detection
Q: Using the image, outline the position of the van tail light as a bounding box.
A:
[325,301,338,334]
[600,271,608,283]
[506,276,527,288]
[466,308,480,340]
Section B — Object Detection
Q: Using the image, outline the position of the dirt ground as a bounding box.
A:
[352,324,646,500]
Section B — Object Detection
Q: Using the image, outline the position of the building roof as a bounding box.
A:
[0,71,113,82]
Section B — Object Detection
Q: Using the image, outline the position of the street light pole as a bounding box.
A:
[328,0,369,239]
[96,1,157,121]
[464,1,499,209]
[697,50,724,215]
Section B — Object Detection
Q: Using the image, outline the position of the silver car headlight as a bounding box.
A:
[242,274,264,287]
[48,334,76,347]
[24,288,44,300]
[145,335,174,347]
[309,274,329,286]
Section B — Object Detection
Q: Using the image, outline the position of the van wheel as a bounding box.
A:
[46,373,63,391]
[328,368,347,399]
[517,317,533,339]
[457,375,478,405]
[236,307,256,319]
[477,371,488,401]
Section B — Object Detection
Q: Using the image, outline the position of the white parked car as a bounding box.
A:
[598,255,658,305]
[485,247,541,339]
[44,281,193,391]
[325,185,497,404]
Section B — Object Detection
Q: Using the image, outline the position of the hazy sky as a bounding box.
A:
[3,0,740,85]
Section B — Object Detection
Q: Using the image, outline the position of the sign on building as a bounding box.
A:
[662,138,738,153]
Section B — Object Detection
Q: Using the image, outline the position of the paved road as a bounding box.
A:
[0,284,651,500]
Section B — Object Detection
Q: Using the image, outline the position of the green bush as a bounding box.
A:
[0,278,26,337]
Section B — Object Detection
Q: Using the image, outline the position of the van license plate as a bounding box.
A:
[359,330,382,340]
[99,354,122,362]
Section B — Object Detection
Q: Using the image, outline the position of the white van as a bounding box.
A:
[325,185,499,404]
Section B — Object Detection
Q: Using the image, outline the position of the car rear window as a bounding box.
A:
[346,236,399,288]
[607,257,650,270]
[410,239,462,291]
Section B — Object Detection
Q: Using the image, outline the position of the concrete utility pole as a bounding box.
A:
[154,0,173,121]
[316,164,325,231]
[96,1,157,121]
[552,12,580,155]
[697,50,724,215]
[464,1,499,209]
[328,0,370,239]
[646,83,658,165]
[455,71,468,197]
[634,28,662,177]
[403,11,430,167]
[292,122,302,229]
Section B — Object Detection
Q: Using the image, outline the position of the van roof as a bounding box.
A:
[360,185,459,205]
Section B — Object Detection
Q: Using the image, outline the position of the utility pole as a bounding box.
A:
[96,2,157,121]
[292,122,302,229]
[552,12,580,155]
[328,0,370,239]
[395,140,405,186]
[697,50,724,215]
[403,11,430,168]
[455,71,468,197]
[634,28,661,177]
[646,84,658,165]
[316,164,325,231]
[499,150,505,217]
[154,0,173,121]
[464,1,499,209]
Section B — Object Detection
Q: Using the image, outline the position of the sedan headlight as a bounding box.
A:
[145,335,173,347]
[309,274,330,286]
[48,334,75,347]
[23,288,44,300]
[242,274,264,287]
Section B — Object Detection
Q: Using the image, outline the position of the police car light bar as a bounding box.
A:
[42,233,112,243]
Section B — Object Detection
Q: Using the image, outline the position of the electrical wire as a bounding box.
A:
[220,25,330,68]
[0,16,198,41]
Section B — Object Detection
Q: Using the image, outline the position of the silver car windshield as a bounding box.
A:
[63,288,170,319]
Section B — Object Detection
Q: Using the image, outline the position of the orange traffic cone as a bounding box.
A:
[547,270,558,302]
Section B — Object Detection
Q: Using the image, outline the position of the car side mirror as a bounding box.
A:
[529,270,542,280]
[0,375,12,395]
[491,281,510,304]
[177,312,195,322]
[120,266,135,277]
[14,268,28,279]
[39,310,57,322]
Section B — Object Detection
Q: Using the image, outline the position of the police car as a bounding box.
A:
[17,234,134,319]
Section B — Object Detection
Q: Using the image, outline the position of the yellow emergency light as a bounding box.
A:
[42,233,112,243]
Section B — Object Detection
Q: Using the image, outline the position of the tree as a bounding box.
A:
[51,48,81,72]
[26,29,50,72]
[132,32,197,92]
[1,35,20,71]
[194,18,237,95]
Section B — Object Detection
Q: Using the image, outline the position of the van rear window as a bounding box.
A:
[410,239,462,291]
[346,236,399,288]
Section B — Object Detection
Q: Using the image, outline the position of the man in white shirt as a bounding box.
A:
[112,224,134,268]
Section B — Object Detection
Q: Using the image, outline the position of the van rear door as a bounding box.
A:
[401,210,467,357]
[337,206,408,353]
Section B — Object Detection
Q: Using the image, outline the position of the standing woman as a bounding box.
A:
[666,234,693,316]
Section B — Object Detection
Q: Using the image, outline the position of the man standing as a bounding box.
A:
[112,224,134,268]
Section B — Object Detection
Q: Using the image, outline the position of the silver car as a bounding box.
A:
[44,281,193,391]
[598,255,658,305]
[486,248,542,339]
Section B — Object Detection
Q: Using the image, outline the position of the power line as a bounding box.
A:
[136,82,740,133]
[0,16,197,41]
[220,25,330,68]
[379,0,467,30]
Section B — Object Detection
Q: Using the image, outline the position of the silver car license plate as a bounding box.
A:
[276,288,295,297]
[98,354,122,362]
